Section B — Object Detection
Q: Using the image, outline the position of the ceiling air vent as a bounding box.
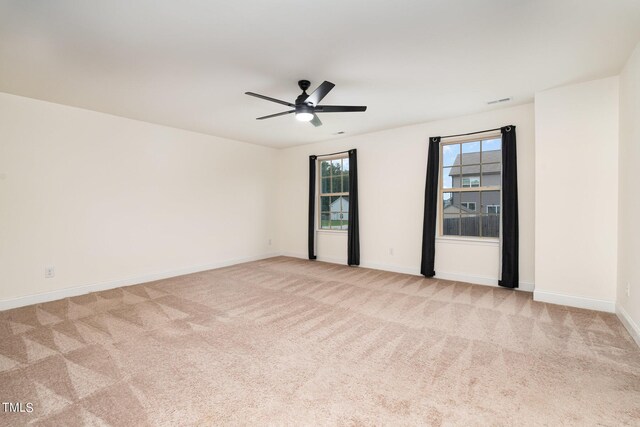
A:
[487,97,512,105]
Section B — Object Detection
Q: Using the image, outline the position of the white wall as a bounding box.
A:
[3,72,632,321]
[617,41,640,343]
[534,77,619,311]
[0,92,277,308]
[276,104,536,289]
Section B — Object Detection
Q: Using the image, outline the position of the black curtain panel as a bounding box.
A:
[499,126,519,288]
[420,137,440,277]
[347,149,360,266]
[308,155,317,260]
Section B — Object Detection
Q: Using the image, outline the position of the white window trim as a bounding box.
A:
[461,202,477,211]
[317,229,348,235]
[436,236,499,246]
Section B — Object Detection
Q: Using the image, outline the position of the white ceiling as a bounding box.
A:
[1,1,639,148]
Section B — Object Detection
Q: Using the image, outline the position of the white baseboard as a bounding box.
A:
[0,253,279,312]
[616,304,640,348]
[435,271,535,292]
[360,261,421,276]
[281,252,422,276]
[533,289,615,313]
[280,252,534,291]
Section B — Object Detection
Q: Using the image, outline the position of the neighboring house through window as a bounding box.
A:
[319,155,349,230]
[440,137,502,238]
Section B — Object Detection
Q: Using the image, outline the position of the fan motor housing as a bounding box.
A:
[296,95,311,106]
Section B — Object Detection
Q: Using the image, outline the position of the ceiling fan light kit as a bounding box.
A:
[295,104,314,122]
[245,80,367,127]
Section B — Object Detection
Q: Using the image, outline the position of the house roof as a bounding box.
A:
[329,196,349,209]
[449,150,501,176]
[443,204,475,214]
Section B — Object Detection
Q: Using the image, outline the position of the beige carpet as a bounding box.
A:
[1,256,639,426]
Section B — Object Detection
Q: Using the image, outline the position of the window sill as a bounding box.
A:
[317,229,348,234]
[436,236,499,247]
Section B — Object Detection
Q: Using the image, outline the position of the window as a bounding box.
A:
[440,137,501,238]
[462,177,480,188]
[486,205,501,214]
[319,156,349,230]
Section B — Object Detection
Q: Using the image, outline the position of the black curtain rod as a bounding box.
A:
[438,126,507,140]
[311,149,352,158]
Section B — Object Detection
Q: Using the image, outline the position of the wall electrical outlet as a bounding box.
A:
[45,266,55,279]
[627,282,631,298]
[389,248,394,255]
[268,238,272,246]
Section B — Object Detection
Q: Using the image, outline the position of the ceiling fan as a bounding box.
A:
[245,80,367,127]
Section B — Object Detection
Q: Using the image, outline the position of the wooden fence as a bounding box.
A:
[443,215,500,238]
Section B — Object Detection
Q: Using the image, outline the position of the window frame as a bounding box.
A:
[438,134,502,240]
[317,154,350,232]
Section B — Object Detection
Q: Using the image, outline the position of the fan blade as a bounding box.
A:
[310,114,323,127]
[256,110,295,120]
[304,81,335,106]
[316,105,367,113]
[245,92,294,107]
